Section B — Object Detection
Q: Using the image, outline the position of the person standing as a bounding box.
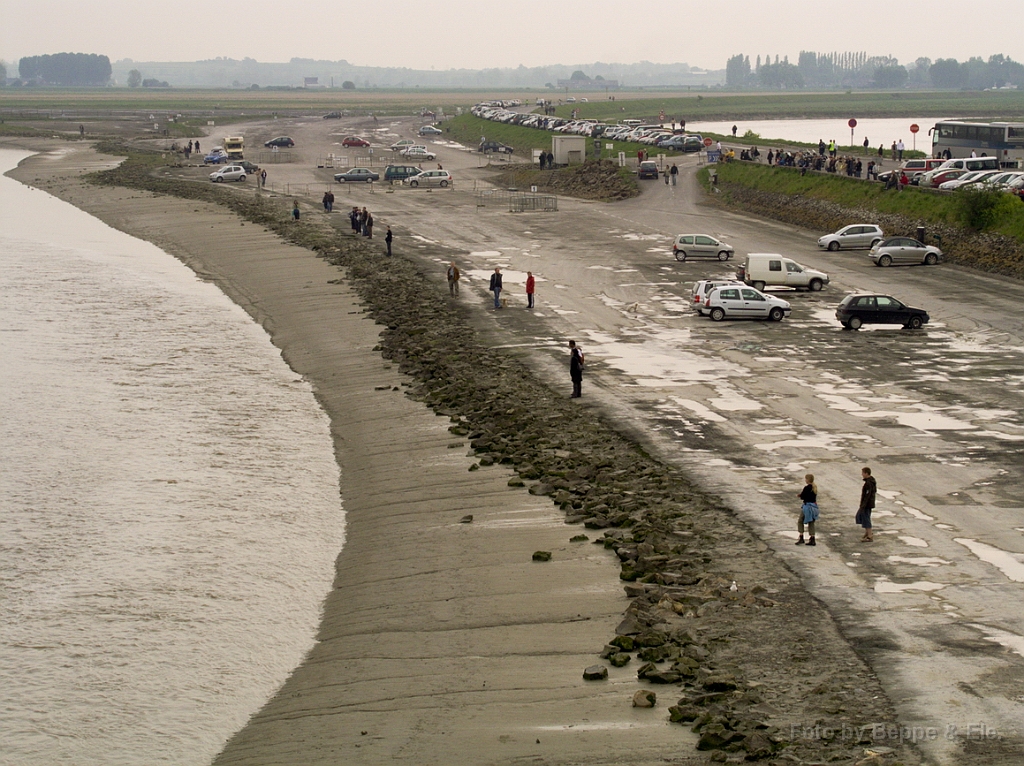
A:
[796,474,819,546]
[322,191,332,213]
[385,226,393,256]
[260,168,267,189]
[489,267,503,309]
[569,340,584,398]
[525,271,535,309]
[669,163,678,185]
[350,207,360,233]
[818,139,826,156]
[365,209,374,238]
[194,140,200,154]
[292,201,300,220]
[863,137,870,154]
[446,262,460,295]
[897,140,905,161]
[856,467,877,542]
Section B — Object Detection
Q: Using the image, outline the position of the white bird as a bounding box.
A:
[729,581,738,592]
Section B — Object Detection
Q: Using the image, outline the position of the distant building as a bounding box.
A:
[303,77,319,87]
[556,76,619,91]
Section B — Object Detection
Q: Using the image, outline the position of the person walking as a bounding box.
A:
[489,267,503,309]
[385,226,393,256]
[669,163,678,185]
[446,261,460,296]
[525,271,535,309]
[568,340,584,398]
[856,467,877,542]
[795,474,819,546]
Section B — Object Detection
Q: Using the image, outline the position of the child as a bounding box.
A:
[796,474,819,546]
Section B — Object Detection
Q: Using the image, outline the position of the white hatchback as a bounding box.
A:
[702,285,791,322]
[209,165,247,182]
[403,169,452,188]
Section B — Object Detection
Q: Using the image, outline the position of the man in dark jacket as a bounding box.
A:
[489,267,503,309]
[569,340,584,398]
[857,467,877,542]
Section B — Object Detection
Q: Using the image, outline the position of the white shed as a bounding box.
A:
[552,135,586,166]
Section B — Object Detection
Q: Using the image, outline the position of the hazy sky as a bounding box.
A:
[3,0,1022,72]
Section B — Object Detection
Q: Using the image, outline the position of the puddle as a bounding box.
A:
[955,538,1024,582]
[969,624,1024,657]
[469,250,504,257]
[887,556,951,567]
[903,506,934,521]
[897,536,930,548]
[581,328,745,385]
[853,408,976,432]
[672,398,727,423]
[874,578,946,593]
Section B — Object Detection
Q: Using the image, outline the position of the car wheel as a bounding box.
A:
[238,175,245,182]
[849,316,862,330]
[409,181,419,188]
[710,307,725,322]
[827,241,839,251]
[878,254,893,267]
[924,253,938,265]
[769,307,785,322]
[214,177,223,182]
[440,180,448,188]
[718,251,731,261]
[752,281,765,291]
[366,177,373,183]
[675,251,687,262]
[907,315,924,330]
[808,278,823,292]
[870,238,882,248]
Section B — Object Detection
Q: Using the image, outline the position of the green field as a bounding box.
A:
[712,162,1024,242]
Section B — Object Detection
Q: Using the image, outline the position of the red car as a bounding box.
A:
[342,136,370,147]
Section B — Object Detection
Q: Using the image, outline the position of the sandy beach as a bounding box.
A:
[7,141,704,764]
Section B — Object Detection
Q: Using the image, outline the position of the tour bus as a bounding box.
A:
[223,136,245,160]
[929,121,1024,168]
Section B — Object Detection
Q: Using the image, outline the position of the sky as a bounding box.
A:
[2,0,1023,73]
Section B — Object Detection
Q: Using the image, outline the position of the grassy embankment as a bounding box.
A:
[706,161,1024,243]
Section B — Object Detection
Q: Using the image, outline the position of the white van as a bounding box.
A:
[737,253,829,292]
[937,156,1000,172]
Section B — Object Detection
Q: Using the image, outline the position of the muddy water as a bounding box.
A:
[0,149,345,765]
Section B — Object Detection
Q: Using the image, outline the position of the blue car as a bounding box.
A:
[203,150,230,164]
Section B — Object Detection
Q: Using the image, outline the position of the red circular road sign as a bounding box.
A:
[703,137,713,147]
[848,118,858,128]
[910,123,920,133]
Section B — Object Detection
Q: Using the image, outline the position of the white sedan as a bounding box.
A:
[400,147,437,161]
[209,165,247,182]
[701,285,791,322]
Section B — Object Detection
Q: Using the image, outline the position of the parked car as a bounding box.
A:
[869,238,942,267]
[939,170,1002,190]
[479,140,514,154]
[400,147,437,161]
[836,294,930,330]
[737,253,829,291]
[918,168,968,188]
[233,160,260,174]
[403,169,452,188]
[342,136,370,147]
[209,165,247,182]
[673,234,734,262]
[702,285,792,322]
[637,160,659,179]
[323,111,343,119]
[692,279,744,309]
[390,139,417,151]
[418,125,443,136]
[203,149,230,165]
[264,136,295,148]
[334,167,379,183]
[899,158,946,183]
[384,164,422,183]
[817,224,884,251]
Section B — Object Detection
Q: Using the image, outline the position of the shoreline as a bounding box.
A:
[7,141,700,764]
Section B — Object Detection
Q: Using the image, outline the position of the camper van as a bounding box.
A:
[736,253,829,292]
[223,136,245,160]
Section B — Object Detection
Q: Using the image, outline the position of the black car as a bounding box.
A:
[323,112,342,119]
[479,140,513,154]
[836,294,930,330]
[264,136,295,148]
[234,160,260,174]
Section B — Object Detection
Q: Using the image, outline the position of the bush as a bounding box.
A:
[954,186,1020,231]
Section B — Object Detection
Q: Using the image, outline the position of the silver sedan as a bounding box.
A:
[869,237,942,267]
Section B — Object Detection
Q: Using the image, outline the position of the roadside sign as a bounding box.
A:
[703,137,713,147]
[848,118,857,128]
[910,124,920,133]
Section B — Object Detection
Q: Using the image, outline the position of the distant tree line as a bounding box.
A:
[725,52,1024,90]
[17,53,112,86]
